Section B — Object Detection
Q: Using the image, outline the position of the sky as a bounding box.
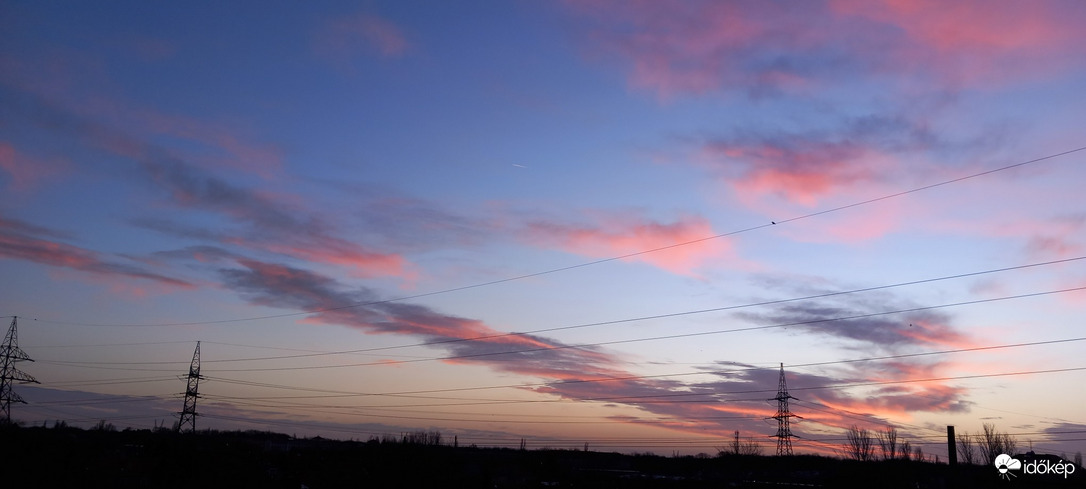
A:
[2,0,1085,458]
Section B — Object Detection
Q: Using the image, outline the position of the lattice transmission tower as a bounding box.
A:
[176,341,202,433]
[769,363,800,456]
[1,316,38,423]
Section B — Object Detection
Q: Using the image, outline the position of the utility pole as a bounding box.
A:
[1,316,38,424]
[947,425,957,466]
[769,363,799,456]
[177,341,202,433]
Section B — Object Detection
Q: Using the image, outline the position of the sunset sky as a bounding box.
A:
[2,1,1085,458]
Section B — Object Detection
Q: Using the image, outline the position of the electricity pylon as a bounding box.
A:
[769,363,799,456]
[176,341,202,433]
[1,316,38,423]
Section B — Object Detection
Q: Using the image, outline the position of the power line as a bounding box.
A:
[204,397,766,425]
[25,146,1086,328]
[121,255,1086,365]
[202,284,1086,372]
[199,332,1085,400]
[32,394,174,406]
[41,377,176,387]
[22,340,197,349]
[198,366,1086,408]
[31,338,1086,438]
[33,293,1086,382]
[38,281,1085,370]
[177,366,1086,453]
[790,399,936,436]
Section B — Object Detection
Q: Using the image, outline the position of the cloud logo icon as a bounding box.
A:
[995,453,1022,479]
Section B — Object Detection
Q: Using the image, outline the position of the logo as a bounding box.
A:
[995,453,1077,480]
[994,454,1021,480]
[1023,458,1076,479]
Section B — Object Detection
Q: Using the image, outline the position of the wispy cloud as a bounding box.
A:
[0,215,193,288]
[139,159,413,279]
[0,141,68,192]
[214,257,980,446]
[328,182,492,252]
[3,92,416,280]
[830,0,1086,87]
[697,114,970,207]
[1000,214,1085,261]
[566,0,834,99]
[522,211,741,276]
[219,258,621,380]
[2,62,282,178]
[567,0,1086,99]
[736,294,975,352]
[314,12,411,69]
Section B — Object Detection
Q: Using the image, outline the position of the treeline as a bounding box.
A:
[841,424,934,462]
[841,422,1083,469]
[4,422,1083,488]
[956,422,1020,465]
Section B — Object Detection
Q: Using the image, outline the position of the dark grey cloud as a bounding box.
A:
[733,283,972,353]
[217,258,618,380]
[131,217,230,243]
[139,158,320,236]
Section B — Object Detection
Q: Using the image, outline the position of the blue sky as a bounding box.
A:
[2,0,1085,457]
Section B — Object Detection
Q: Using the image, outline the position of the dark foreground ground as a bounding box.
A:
[2,425,1082,488]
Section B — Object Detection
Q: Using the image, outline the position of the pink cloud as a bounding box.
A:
[567,0,826,98]
[830,0,1086,86]
[1020,215,1086,260]
[802,201,907,244]
[138,160,417,280]
[691,117,962,244]
[567,0,1086,97]
[896,320,975,350]
[523,213,742,276]
[535,360,970,454]
[946,212,1086,260]
[222,258,981,453]
[0,142,67,192]
[0,228,98,269]
[707,141,884,206]
[2,47,283,178]
[259,239,412,280]
[78,95,284,177]
[0,215,194,289]
[315,12,411,67]
[699,131,906,209]
[222,258,624,379]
